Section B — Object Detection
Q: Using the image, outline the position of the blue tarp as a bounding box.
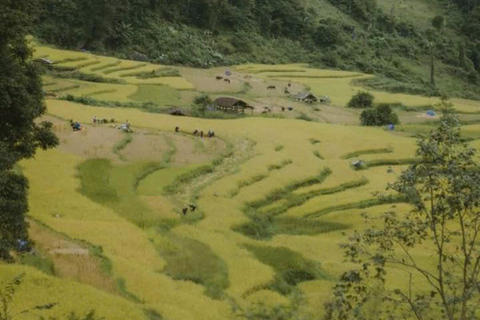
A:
[426,110,436,116]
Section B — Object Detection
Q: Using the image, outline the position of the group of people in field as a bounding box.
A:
[175,126,216,138]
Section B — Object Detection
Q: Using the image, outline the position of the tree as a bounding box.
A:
[325,112,480,320]
[432,15,446,31]
[347,91,374,109]
[193,94,213,116]
[0,0,58,261]
[360,104,399,126]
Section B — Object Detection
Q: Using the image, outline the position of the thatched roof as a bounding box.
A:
[168,108,186,116]
[295,92,317,100]
[214,97,247,108]
[34,58,54,64]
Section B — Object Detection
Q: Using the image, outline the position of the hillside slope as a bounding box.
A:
[35,0,480,99]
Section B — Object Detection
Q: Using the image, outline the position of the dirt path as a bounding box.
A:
[168,137,256,208]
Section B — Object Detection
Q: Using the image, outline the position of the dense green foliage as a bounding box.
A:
[32,0,480,98]
[0,0,58,261]
[326,114,480,319]
[347,91,375,108]
[360,103,399,126]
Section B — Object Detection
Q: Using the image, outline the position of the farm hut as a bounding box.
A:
[168,108,187,116]
[294,92,318,104]
[34,58,54,65]
[213,97,254,114]
[34,58,54,70]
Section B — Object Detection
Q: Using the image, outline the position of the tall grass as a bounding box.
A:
[355,158,417,170]
[313,150,324,160]
[120,67,181,78]
[247,168,333,210]
[304,195,407,218]
[77,159,168,228]
[235,170,371,239]
[90,61,121,72]
[51,85,81,93]
[19,253,55,276]
[244,245,330,295]
[341,147,394,159]
[53,57,88,64]
[155,236,229,299]
[102,64,147,75]
[75,60,101,69]
[112,133,133,162]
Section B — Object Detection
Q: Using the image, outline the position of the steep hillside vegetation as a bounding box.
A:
[35,0,480,98]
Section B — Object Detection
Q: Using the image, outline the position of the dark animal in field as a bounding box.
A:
[110,118,115,123]
[175,126,179,133]
[189,205,197,212]
[216,76,223,80]
[193,129,198,136]
[267,85,276,90]
[224,78,231,84]
[288,107,293,111]
[200,131,204,138]
[288,82,292,88]
[284,88,289,94]
[281,107,285,112]
[182,207,188,215]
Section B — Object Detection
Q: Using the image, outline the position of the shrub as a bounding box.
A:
[360,103,399,126]
[347,91,374,108]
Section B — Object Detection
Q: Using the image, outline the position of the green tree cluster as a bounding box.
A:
[360,103,399,126]
[31,0,480,98]
[347,91,375,109]
[326,112,480,319]
[0,0,58,261]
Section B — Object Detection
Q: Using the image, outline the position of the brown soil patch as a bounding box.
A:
[120,133,170,161]
[28,221,117,294]
[57,126,123,160]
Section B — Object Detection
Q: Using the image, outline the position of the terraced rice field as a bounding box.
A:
[3,44,480,319]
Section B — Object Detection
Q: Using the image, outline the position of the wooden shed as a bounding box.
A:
[294,92,318,104]
[213,97,254,114]
[168,108,187,116]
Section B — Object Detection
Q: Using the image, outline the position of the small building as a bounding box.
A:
[294,92,318,104]
[33,58,54,70]
[168,108,187,116]
[34,58,54,65]
[213,97,254,114]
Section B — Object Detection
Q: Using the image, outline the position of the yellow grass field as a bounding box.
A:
[5,44,480,319]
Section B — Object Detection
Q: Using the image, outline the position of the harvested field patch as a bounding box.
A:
[57,126,124,161]
[28,221,118,294]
